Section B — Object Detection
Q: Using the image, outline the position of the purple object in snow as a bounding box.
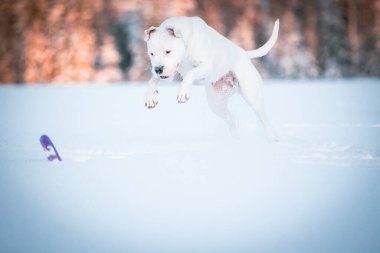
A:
[40,135,62,161]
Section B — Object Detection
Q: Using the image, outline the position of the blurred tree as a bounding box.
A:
[0,1,24,83]
[356,0,380,76]
[265,0,318,78]
[316,0,351,77]
[196,0,223,33]
[111,18,133,78]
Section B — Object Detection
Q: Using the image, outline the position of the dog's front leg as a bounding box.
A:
[145,76,160,109]
[177,61,212,103]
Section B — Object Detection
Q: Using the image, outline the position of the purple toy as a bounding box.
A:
[40,135,62,161]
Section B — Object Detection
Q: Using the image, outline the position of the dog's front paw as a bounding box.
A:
[145,90,159,109]
[177,87,191,103]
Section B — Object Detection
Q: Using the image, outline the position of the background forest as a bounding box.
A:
[0,0,379,84]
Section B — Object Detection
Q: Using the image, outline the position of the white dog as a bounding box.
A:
[144,16,279,140]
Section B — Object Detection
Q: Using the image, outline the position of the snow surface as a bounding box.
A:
[0,79,380,253]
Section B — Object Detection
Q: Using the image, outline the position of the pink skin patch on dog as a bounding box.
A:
[212,71,239,96]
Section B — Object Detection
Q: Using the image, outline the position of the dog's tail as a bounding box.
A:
[246,19,279,59]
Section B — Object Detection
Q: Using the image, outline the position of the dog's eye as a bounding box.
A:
[150,52,154,56]
[165,50,171,54]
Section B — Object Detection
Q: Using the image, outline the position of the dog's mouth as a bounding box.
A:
[160,75,169,79]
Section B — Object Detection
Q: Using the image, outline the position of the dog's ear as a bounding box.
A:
[144,26,157,42]
[166,26,182,38]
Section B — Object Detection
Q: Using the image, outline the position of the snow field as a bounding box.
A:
[0,79,379,253]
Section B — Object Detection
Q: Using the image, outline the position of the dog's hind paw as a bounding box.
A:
[265,130,279,143]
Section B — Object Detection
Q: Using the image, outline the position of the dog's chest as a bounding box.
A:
[177,58,198,77]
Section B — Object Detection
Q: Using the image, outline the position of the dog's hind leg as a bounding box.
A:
[206,73,238,137]
[234,65,278,142]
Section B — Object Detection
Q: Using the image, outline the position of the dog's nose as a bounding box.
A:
[154,65,164,75]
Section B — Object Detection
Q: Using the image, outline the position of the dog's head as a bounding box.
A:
[144,25,186,80]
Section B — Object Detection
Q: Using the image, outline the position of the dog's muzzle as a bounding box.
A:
[154,65,169,79]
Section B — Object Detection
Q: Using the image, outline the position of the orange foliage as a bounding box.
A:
[0,0,379,84]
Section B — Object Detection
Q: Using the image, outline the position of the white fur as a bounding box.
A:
[144,16,279,140]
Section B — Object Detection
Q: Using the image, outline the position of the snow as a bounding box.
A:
[0,79,380,253]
